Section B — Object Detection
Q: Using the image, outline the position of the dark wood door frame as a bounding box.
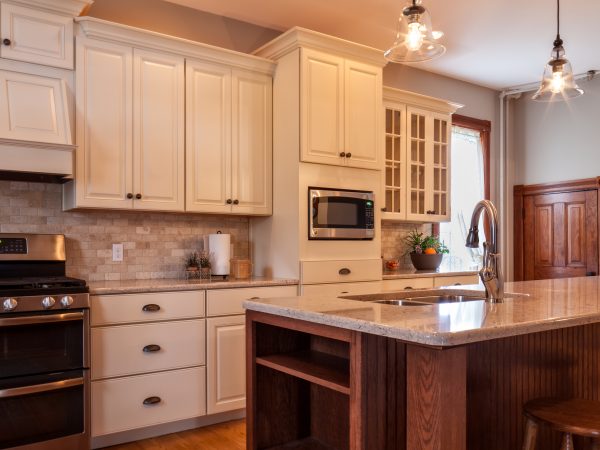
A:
[513,177,600,281]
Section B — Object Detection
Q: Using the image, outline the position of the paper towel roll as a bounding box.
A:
[208,233,231,276]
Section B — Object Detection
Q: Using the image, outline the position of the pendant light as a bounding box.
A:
[532,0,583,101]
[384,0,445,63]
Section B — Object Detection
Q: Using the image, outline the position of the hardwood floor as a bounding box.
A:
[103,420,246,450]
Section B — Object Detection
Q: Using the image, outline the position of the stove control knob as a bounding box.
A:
[41,296,56,309]
[3,298,17,311]
[60,296,74,308]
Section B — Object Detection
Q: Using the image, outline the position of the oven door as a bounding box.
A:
[309,188,375,240]
[0,310,88,379]
[0,370,89,450]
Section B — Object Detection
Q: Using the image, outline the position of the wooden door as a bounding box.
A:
[300,48,345,166]
[523,190,598,280]
[75,37,133,209]
[206,315,246,414]
[185,59,232,213]
[344,59,381,170]
[0,3,74,69]
[231,69,272,215]
[132,49,184,211]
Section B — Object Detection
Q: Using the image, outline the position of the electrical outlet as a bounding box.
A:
[112,243,123,262]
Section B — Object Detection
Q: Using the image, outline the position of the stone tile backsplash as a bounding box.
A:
[381,222,433,269]
[0,181,249,281]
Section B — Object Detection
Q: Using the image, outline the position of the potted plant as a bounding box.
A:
[403,230,449,271]
[198,251,211,279]
[184,251,201,279]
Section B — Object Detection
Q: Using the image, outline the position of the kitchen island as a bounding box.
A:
[244,276,600,450]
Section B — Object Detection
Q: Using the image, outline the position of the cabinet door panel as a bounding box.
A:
[133,49,184,211]
[428,113,451,221]
[231,70,272,215]
[344,60,381,170]
[0,3,73,69]
[382,102,407,220]
[301,49,344,165]
[405,107,428,221]
[75,38,133,208]
[185,60,232,213]
[207,316,246,414]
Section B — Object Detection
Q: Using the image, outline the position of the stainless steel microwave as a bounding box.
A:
[308,187,375,240]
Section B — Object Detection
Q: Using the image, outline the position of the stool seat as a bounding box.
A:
[524,398,600,438]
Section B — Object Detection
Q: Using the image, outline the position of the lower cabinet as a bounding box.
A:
[91,367,206,436]
[206,315,246,414]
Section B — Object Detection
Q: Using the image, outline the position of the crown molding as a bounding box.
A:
[3,0,93,16]
[75,17,276,75]
[383,86,463,114]
[253,27,387,68]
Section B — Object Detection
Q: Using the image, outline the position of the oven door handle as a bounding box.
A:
[0,377,84,399]
[0,311,84,327]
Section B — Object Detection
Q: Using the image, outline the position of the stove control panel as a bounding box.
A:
[0,238,27,254]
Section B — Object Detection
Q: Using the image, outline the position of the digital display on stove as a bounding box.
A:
[0,238,27,254]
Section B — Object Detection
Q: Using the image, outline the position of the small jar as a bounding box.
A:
[230,259,252,279]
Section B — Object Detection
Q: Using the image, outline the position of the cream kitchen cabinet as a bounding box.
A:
[64,37,185,211]
[186,60,272,215]
[0,0,90,69]
[300,48,381,170]
[382,88,461,222]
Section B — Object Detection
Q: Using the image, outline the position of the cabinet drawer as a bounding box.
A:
[91,319,205,380]
[381,277,434,292]
[207,285,297,316]
[301,259,381,284]
[302,281,382,297]
[434,274,479,287]
[91,291,205,326]
[91,366,206,437]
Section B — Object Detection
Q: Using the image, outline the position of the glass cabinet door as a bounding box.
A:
[383,104,405,219]
[432,115,450,218]
[407,108,427,219]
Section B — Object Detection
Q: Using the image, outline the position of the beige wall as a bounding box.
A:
[512,77,600,186]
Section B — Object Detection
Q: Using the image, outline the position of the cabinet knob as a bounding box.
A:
[135,193,142,200]
[345,152,352,158]
[142,304,161,312]
[3,39,11,46]
[381,207,387,212]
[404,286,414,290]
[126,193,133,199]
[143,396,162,406]
[233,199,239,205]
[249,296,260,300]
[143,344,161,353]
[338,268,351,275]
[339,152,346,157]
[226,199,232,204]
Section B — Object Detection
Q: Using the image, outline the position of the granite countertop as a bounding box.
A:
[88,277,299,295]
[244,277,600,347]
[383,262,478,279]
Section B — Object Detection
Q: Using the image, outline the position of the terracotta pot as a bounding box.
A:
[410,252,444,271]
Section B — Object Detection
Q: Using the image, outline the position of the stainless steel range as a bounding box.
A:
[0,234,90,450]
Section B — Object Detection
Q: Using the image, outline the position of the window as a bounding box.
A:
[439,115,491,269]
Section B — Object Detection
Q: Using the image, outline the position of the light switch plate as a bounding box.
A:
[112,243,123,262]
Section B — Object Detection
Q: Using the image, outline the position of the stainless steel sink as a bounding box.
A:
[374,299,432,307]
[405,295,486,304]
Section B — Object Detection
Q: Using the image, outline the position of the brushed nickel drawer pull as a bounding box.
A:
[143,344,161,353]
[143,396,161,406]
[454,283,462,286]
[338,268,351,275]
[142,304,161,312]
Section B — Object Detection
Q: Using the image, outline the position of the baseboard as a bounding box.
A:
[91,409,246,449]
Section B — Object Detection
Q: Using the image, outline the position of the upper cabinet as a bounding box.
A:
[382,87,461,223]
[255,27,385,171]
[64,18,274,214]
[0,0,92,69]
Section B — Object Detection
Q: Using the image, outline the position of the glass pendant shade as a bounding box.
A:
[532,44,583,101]
[384,0,445,63]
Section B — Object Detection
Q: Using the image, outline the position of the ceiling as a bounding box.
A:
[163,0,599,90]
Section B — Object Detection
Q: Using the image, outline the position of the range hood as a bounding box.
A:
[0,69,75,182]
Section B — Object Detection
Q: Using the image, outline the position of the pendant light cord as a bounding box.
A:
[556,0,560,37]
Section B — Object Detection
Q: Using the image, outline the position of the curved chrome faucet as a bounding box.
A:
[465,200,503,302]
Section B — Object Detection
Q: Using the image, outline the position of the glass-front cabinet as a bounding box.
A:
[382,87,459,222]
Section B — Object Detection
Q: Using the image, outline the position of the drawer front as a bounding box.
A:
[302,281,382,297]
[434,274,479,287]
[91,291,205,326]
[301,259,381,284]
[91,366,206,437]
[381,277,434,292]
[207,285,298,316]
[91,319,205,380]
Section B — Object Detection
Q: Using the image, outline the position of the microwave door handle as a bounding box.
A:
[0,377,84,399]
[0,311,84,327]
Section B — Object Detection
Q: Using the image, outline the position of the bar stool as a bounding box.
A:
[523,398,600,450]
